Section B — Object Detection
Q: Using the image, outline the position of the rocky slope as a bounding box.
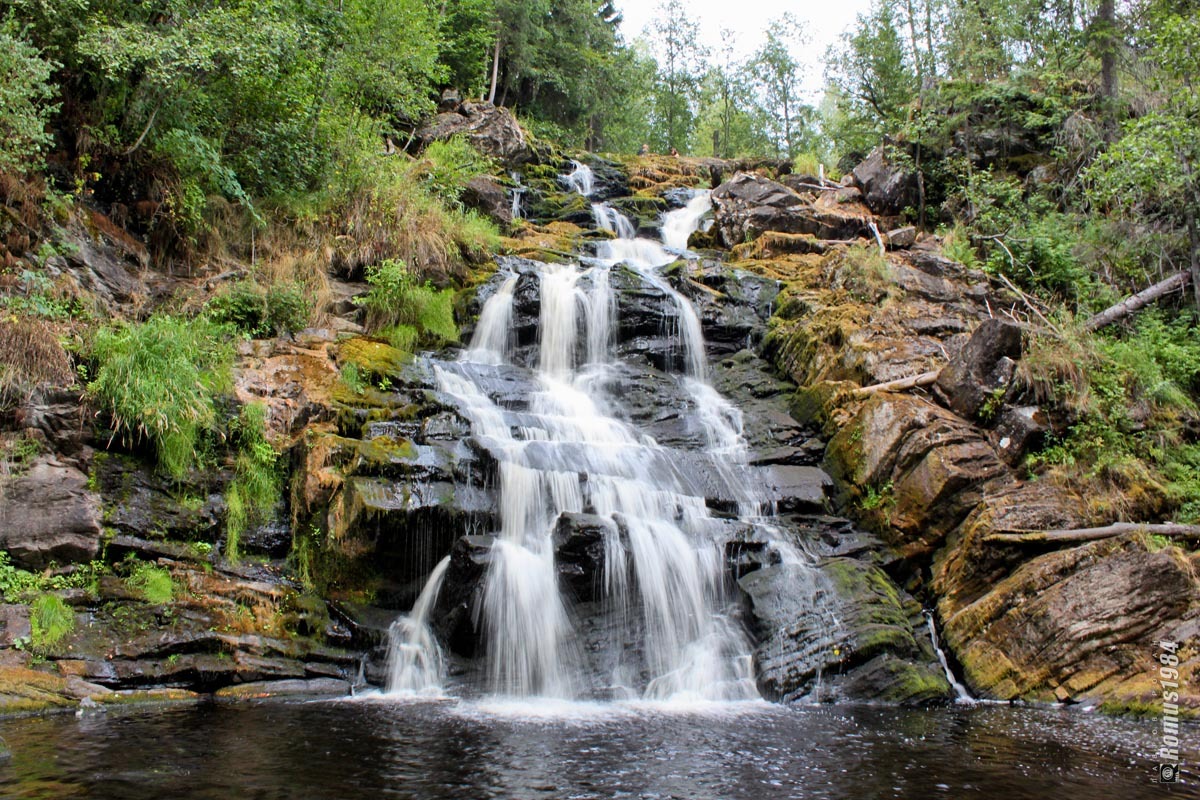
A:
[1,107,1194,716]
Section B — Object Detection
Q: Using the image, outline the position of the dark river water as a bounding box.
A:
[0,697,1194,799]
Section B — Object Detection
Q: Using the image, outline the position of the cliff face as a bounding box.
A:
[0,128,1195,715]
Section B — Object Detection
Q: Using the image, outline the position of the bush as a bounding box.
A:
[206,280,311,337]
[224,402,280,563]
[416,136,498,207]
[125,562,175,604]
[29,593,74,649]
[0,20,58,173]
[88,315,234,478]
[358,259,458,344]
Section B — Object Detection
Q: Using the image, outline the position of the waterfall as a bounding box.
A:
[509,172,525,220]
[925,611,975,703]
[387,167,767,705]
[562,160,595,197]
[385,556,452,696]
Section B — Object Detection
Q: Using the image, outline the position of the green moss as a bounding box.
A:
[875,659,954,705]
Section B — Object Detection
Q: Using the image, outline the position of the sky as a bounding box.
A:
[614,0,876,100]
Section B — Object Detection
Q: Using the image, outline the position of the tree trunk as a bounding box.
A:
[1098,0,1118,104]
[852,370,939,397]
[1083,271,1191,331]
[487,36,501,104]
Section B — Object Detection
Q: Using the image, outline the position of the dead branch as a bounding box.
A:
[852,369,939,397]
[1082,271,1191,332]
[984,522,1200,545]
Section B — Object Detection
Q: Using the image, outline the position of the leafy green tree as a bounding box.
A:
[694,35,772,158]
[647,0,708,152]
[750,14,813,159]
[0,18,58,173]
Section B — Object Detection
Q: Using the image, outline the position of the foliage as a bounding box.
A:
[750,14,814,159]
[0,315,74,411]
[357,259,458,344]
[224,402,279,563]
[0,18,58,173]
[29,592,74,649]
[87,315,234,479]
[1022,312,1200,520]
[124,561,175,604]
[206,280,311,338]
[415,137,498,208]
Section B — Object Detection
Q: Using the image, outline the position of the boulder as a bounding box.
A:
[0,456,102,569]
[415,102,532,166]
[711,174,811,247]
[934,318,1023,420]
[989,405,1049,466]
[461,176,512,225]
[850,145,918,216]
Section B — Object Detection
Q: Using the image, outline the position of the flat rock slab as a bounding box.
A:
[215,678,352,699]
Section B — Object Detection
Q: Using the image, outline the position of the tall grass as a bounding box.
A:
[87,315,234,478]
[358,259,458,346]
[30,593,74,649]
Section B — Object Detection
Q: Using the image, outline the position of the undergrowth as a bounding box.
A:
[358,258,458,346]
[87,315,235,479]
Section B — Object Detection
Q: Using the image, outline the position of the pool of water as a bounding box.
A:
[0,697,1191,799]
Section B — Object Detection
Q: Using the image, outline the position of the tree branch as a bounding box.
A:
[1082,271,1191,331]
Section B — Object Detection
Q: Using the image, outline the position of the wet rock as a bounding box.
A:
[740,557,949,705]
[462,176,512,225]
[91,453,224,543]
[850,145,918,217]
[0,455,102,569]
[934,318,1022,420]
[215,677,351,699]
[554,513,619,603]
[432,535,494,658]
[415,102,531,166]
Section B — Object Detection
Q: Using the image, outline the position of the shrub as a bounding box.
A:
[125,562,175,604]
[358,258,458,344]
[206,280,311,337]
[0,20,58,174]
[415,136,498,207]
[29,593,74,649]
[88,315,234,478]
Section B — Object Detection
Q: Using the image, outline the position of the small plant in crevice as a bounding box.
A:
[124,560,175,604]
[29,593,74,650]
[223,402,281,563]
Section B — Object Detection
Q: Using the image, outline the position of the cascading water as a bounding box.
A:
[509,172,526,220]
[385,556,451,695]
[387,174,809,705]
[561,160,595,197]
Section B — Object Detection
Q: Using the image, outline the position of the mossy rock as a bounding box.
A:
[337,338,412,380]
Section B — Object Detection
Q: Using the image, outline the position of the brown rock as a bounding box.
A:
[414,102,531,166]
[935,318,1023,420]
[941,535,1200,710]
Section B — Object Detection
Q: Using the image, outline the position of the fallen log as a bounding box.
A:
[852,370,939,397]
[1083,271,1191,332]
[984,522,1200,545]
